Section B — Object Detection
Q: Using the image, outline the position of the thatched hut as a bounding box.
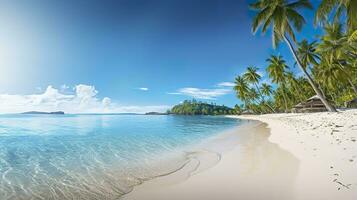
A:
[291,103,304,113]
[292,95,327,113]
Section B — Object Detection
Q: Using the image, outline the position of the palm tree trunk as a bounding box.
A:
[283,35,337,112]
[348,79,357,94]
[318,84,327,98]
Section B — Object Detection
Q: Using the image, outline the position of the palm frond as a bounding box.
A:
[315,0,338,26]
[287,0,313,10]
[348,30,357,42]
[252,6,273,34]
[286,8,306,31]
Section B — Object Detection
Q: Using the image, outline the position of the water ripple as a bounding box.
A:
[0,114,241,199]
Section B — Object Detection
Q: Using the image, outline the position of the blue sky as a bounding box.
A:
[0,0,322,113]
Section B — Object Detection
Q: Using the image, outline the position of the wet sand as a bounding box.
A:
[122,121,300,200]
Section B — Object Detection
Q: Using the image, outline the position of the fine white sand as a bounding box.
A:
[122,109,357,200]
[233,109,357,200]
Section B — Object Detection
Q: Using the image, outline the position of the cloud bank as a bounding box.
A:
[0,84,169,114]
[217,82,235,87]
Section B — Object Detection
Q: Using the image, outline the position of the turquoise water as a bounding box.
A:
[0,114,242,199]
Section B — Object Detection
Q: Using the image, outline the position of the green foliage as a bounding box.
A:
[169,100,236,115]
[233,1,356,114]
[315,0,356,32]
[250,0,312,48]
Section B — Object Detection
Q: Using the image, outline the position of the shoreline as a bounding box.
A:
[122,110,357,200]
[122,120,300,200]
[121,120,262,198]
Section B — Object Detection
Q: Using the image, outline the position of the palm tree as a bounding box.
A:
[286,71,306,102]
[317,22,347,57]
[317,22,357,94]
[244,66,262,92]
[318,55,357,94]
[247,88,263,113]
[234,75,250,109]
[261,83,273,97]
[260,83,276,112]
[248,88,260,103]
[296,39,334,99]
[298,40,320,67]
[266,55,289,112]
[316,56,347,90]
[315,0,357,32]
[251,0,337,112]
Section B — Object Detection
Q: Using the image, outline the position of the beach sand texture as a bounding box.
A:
[123,110,357,200]
[123,122,299,200]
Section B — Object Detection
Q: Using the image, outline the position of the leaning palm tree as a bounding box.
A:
[234,75,250,109]
[315,0,357,32]
[266,55,289,112]
[251,0,337,112]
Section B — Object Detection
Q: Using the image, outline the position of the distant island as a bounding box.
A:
[22,111,65,115]
[145,112,168,115]
[169,100,236,115]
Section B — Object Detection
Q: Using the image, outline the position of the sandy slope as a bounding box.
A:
[122,110,357,200]
[233,109,357,200]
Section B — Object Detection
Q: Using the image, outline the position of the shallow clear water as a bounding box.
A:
[0,114,242,199]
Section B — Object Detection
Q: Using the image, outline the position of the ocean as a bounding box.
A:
[0,114,243,199]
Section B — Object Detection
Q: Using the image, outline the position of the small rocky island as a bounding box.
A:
[22,111,65,115]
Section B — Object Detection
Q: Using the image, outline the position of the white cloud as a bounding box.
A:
[137,87,149,91]
[0,84,169,114]
[60,84,70,91]
[169,87,231,100]
[102,97,111,107]
[217,82,235,87]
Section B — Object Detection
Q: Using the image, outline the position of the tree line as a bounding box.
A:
[234,0,356,114]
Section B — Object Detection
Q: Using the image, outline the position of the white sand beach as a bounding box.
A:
[123,109,357,200]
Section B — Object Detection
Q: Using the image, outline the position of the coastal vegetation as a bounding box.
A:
[234,0,357,114]
[169,99,236,115]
